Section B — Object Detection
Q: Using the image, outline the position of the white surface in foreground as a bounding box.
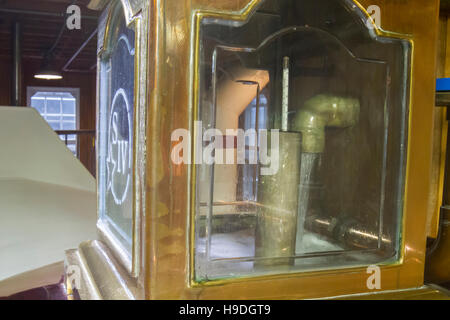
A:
[0,107,95,192]
[0,179,97,281]
[0,106,97,284]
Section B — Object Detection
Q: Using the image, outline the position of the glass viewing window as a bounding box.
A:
[98,2,136,259]
[194,0,410,281]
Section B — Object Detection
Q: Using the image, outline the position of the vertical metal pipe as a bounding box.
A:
[255,132,301,268]
[255,57,301,268]
[11,22,22,106]
[254,84,260,201]
[281,57,290,132]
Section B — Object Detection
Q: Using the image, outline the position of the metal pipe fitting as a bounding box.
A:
[293,94,360,153]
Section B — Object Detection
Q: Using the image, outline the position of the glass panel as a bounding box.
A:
[62,99,76,114]
[67,144,77,154]
[48,121,61,130]
[31,98,45,114]
[46,99,61,114]
[98,2,136,255]
[194,0,410,281]
[62,122,76,130]
[33,92,48,99]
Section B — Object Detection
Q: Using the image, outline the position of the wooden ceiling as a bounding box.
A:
[0,0,99,72]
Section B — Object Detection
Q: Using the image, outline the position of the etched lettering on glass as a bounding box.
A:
[106,88,132,205]
[98,4,136,251]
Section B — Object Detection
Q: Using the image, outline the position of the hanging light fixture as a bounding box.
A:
[34,59,63,80]
[33,0,78,81]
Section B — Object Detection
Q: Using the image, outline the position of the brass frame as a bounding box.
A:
[68,0,442,300]
[141,0,440,299]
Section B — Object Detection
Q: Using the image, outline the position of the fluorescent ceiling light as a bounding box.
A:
[34,66,63,80]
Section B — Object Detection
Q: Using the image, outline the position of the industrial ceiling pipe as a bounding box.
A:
[11,21,21,107]
[63,27,98,73]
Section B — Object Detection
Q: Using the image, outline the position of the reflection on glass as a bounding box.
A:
[195,0,410,281]
[98,3,135,255]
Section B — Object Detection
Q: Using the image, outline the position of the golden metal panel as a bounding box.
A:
[69,0,444,300]
[142,0,441,299]
[336,285,450,300]
[65,241,142,300]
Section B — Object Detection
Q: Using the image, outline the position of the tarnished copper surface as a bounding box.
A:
[149,0,440,299]
[66,0,444,300]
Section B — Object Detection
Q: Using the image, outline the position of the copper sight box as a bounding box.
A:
[65,0,450,300]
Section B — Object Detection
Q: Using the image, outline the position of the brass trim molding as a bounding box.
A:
[65,241,141,300]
